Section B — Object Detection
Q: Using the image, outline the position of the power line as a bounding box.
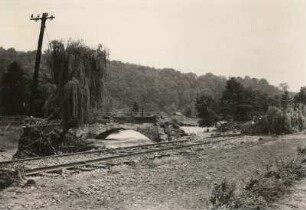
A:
[45,25,52,47]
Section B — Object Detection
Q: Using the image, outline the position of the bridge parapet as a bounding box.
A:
[95,112,159,124]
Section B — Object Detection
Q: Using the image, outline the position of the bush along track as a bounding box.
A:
[208,146,306,210]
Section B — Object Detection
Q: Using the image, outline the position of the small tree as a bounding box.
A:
[131,101,139,113]
[294,86,306,105]
[219,78,254,121]
[195,94,219,127]
[183,105,194,118]
[280,83,290,109]
[0,61,28,115]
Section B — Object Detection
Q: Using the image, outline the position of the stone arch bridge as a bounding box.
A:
[84,123,163,142]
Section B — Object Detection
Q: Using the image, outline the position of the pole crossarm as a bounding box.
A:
[30,13,55,21]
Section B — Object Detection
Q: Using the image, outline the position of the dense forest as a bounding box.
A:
[0,46,283,117]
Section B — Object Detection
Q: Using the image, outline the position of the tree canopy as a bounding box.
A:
[44,40,108,127]
[294,87,306,105]
[0,46,283,116]
[194,78,283,123]
[0,61,28,115]
[195,94,219,126]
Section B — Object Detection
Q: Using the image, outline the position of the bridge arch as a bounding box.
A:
[91,123,161,142]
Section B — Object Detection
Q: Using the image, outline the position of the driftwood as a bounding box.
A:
[13,126,96,159]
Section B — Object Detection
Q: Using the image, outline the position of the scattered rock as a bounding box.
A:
[24,179,36,187]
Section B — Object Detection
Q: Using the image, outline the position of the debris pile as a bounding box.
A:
[158,121,188,141]
[23,116,48,127]
[13,125,96,159]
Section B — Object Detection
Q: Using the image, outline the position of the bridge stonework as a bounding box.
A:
[78,123,163,142]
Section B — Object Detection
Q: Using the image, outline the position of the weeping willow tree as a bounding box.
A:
[242,104,306,135]
[45,40,108,139]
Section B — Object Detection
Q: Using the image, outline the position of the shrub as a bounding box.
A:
[208,146,306,209]
[242,104,306,135]
[208,179,236,209]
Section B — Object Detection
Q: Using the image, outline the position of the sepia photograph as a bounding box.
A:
[1,0,306,209]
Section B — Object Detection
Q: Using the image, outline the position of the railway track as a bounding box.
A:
[0,133,241,166]
[0,138,192,165]
[0,134,240,176]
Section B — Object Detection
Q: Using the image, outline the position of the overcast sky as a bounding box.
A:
[1,0,306,91]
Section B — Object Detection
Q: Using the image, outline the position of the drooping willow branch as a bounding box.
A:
[44,40,108,130]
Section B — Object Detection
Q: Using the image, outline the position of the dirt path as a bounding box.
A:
[1,134,306,210]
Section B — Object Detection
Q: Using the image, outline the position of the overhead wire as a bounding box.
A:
[45,25,52,48]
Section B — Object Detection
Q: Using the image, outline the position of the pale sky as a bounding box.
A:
[1,0,306,91]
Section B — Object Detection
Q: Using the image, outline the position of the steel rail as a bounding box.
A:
[25,138,232,175]
[0,138,192,165]
[0,134,240,165]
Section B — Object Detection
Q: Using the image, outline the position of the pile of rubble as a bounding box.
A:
[158,121,188,141]
[13,125,97,159]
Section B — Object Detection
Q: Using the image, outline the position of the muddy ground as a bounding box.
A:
[1,133,306,209]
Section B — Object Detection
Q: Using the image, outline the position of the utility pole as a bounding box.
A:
[29,13,55,116]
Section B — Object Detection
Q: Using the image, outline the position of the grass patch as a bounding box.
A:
[140,157,157,169]
[208,146,306,209]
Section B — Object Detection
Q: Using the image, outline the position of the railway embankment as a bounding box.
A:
[1,134,306,209]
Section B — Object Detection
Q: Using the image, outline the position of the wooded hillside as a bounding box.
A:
[0,47,282,116]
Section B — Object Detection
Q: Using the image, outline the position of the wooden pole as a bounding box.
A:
[29,13,54,116]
